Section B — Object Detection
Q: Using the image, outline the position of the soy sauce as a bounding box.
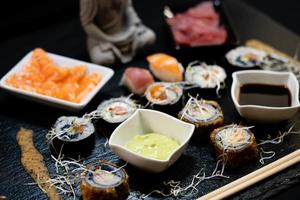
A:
[239,84,291,107]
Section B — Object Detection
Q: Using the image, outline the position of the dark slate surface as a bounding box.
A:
[0,0,300,199]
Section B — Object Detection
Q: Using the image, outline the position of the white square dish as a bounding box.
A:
[0,51,114,111]
[231,70,300,123]
[109,109,195,173]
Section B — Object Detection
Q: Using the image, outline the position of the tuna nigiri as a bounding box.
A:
[146,53,183,82]
[120,67,154,95]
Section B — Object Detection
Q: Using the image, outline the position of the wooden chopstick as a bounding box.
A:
[198,149,300,200]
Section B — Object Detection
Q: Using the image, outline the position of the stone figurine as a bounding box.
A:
[80,0,156,65]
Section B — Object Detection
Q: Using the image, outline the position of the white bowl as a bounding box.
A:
[109,109,195,173]
[231,70,300,123]
[0,51,114,111]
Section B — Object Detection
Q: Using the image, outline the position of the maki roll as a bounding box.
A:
[145,82,183,115]
[81,161,129,200]
[97,97,138,134]
[225,46,266,68]
[146,53,184,82]
[210,124,258,168]
[185,61,226,97]
[260,53,291,71]
[178,97,224,141]
[48,116,95,158]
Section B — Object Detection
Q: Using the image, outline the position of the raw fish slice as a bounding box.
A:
[186,1,219,20]
[166,1,227,47]
[147,53,183,82]
[120,67,154,95]
[75,73,102,103]
[167,15,227,46]
[64,65,87,83]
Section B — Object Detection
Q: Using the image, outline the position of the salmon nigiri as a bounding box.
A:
[146,53,183,82]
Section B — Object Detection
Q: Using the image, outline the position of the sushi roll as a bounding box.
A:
[97,97,138,134]
[178,97,224,141]
[81,161,129,200]
[120,67,154,95]
[185,62,226,88]
[146,53,183,82]
[49,116,95,158]
[260,53,290,71]
[184,62,227,97]
[145,82,183,115]
[210,124,258,168]
[225,46,266,68]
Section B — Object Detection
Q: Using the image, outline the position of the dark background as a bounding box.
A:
[0,0,299,199]
[0,0,299,42]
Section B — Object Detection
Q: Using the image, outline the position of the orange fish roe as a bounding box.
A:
[6,48,102,103]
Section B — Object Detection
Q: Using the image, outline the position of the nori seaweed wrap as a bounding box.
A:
[49,116,95,158]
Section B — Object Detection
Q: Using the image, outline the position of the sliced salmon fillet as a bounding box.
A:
[5,48,102,103]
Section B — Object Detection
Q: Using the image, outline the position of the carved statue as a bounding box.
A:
[80,0,156,65]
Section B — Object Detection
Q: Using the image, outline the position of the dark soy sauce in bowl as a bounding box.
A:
[239,84,291,107]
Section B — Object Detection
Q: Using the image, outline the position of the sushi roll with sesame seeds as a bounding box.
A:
[81,161,129,200]
[210,124,258,168]
[97,97,138,134]
[178,97,224,141]
[48,116,95,158]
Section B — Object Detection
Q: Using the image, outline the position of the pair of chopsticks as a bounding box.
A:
[198,149,300,200]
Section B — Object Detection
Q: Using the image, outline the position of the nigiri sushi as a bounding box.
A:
[120,67,154,95]
[147,53,183,82]
[210,124,258,167]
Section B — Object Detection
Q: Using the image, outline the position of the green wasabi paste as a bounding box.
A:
[126,133,180,160]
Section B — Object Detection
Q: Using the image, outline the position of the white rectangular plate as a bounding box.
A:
[0,51,114,111]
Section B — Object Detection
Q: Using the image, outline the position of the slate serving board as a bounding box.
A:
[0,0,299,199]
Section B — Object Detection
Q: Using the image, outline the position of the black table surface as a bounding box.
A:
[0,0,300,199]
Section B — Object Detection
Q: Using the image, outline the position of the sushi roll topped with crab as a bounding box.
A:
[47,116,96,157]
[145,82,183,114]
[97,97,138,124]
[53,116,95,142]
[225,46,266,68]
[145,82,183,105]
[185,61,227,89]
[210,124,258,167]
[97,97,138,134]
[81,161,129,200]
[178,97,224,141]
